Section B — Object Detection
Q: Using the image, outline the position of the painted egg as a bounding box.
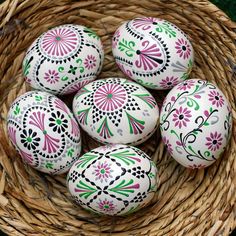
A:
[160,79,232,169]
[67,144,158,216]
[112,17,194,90]
[22,24,104,95]
[7,91,81,174]
[72,77,159,145]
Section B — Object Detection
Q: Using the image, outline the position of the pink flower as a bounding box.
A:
[177,80,195,90]
[84,55,96,69]
[42,27,78,57]
[98,199,116,213]
[94,83,127,112]
[135,40,163,70]
[175,38,191,59]
[205,132,223,151]
[173,107,192,128]
[93,161,113,183]
[160,76,179,89]
[208,90,224,107]
[188,164,206,169]
[133,17,160,30]
[44,70,60,84]
[162,136,173,155]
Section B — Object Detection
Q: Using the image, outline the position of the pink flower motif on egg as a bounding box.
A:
[93,161,113,183]
[188,164,206,169]
[135,40,163,71]
[133,17,160,30]
[175,38,191,59]
[162,136,173,155]
[98,199,116,213]
[44,70,60,84]
[112,29,121,48]
[42,28,77,56]
[208,90,224,107]
[160,76,179,89]
[177,80,195,91]
[84,55,97,70]
[94,83,127,112]
[205,132,223,151]
[29,111,60,153]
[173,107,192,129]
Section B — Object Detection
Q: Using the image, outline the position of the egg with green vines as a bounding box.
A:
[160,79,232,169]
[67,144,158,216]
[7,91,81,174]
[23,24,104,95]
[112,17,194,90]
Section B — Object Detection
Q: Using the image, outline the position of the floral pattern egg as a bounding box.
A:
[73,77,159,145]
[112,17,194,90]
[23,24,104,95]
[7,91,81,174]
[67,144,158,216]
[160,79,232,169]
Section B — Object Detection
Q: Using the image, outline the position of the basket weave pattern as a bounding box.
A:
[0,0,236,235]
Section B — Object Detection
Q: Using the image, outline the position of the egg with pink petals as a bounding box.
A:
[67,144,158,216]
[73,77,159,145]
[23,24,104,95]
[112,17,194,90]
[7,91,81,174]
[160,79,232,168]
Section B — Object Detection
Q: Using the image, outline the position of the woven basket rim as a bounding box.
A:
[0,0,236,235]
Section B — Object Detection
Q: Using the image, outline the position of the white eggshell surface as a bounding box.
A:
[23,24,104,95]
[73,77,159,145]
[7,91,81,174]
[160,79,232,168]
[112,17,194,90]
[67,144,158,216]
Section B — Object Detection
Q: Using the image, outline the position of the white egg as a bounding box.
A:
[67,144,158,216]
[23,24,104,95]
[160,79,232,168]
[72,77,159,145]
[7,91,81,174]
[112,17,194,90]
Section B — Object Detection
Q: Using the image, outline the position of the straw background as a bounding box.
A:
[0,0,236,235]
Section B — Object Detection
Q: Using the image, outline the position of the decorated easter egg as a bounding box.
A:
[7,91,81,174]
[67,144,158,216]
[160,79,232,168]
[23,24,104,95]
[112,17,194,90]
[72,77,159,145]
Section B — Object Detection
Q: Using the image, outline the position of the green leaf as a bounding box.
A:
[67,148,74,157]
[13,105,20,115]
[35,95,42,101]
[45,163,53,169]
[118,38,136,57]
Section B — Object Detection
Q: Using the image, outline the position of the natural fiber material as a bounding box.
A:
[0,0,235,235]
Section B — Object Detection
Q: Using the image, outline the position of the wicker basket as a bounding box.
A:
[0,0,235,235]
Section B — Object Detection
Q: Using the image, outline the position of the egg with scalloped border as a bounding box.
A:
[112,17,194,90]
[23,24,104,95]
[72,77,159,145]
[7,91,81,174]
[67,144,158,216]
